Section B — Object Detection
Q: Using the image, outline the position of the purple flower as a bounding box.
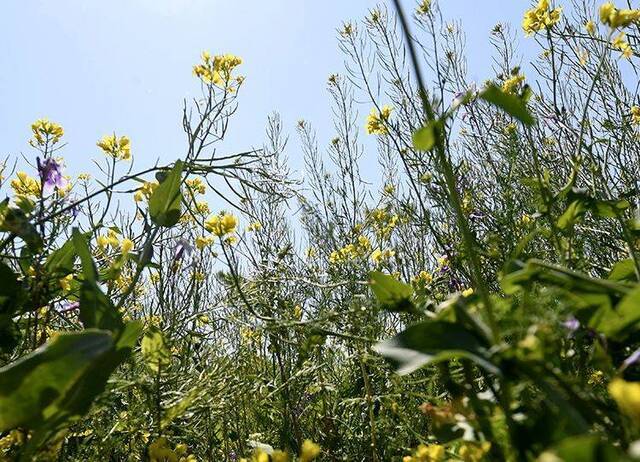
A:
[562,316,580,333]
[173,238,193,261]
[58,300,80,313]
[623,348,640,370]
[37,157,68,196]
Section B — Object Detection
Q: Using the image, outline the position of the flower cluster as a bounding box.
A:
[148,437,196,462]
[97,134,131,161]
[501,73,525,94]
[412,270,433,286]
[10,172,41,198]
[97,229,134,255]
[193,51,244,89]
[371,248,395,264]
[402,444,444,462]
[599,2,640,28]
[185,177,206,195]
[30,118,64,147]
[522,0,562,36]
[631,106,640,125]
[368,207,401,239]
[205,212,238,237]
[417,0,431,16]
[329,235,372,264]
[365,105,393,135]
[609,378,640,424]
[134,181,159,202]
[612,32,633,59]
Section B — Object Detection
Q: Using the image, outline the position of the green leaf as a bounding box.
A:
[412,122,437,151]
[0,262,26,353]
[372,320,499,376]
[0,261,26,316]
[369,271,416,313]
[557,200,586,231]
[72,228,97,283]
[608,259,638,282]
[141,326,171,372]
[79,279,124,332]
[593,286,640,340]
[479,84,535,126]
[548,435,632,462]
[149,160,184,227]
[0,199,43,252]
[45,237,79,277]
[6,322,141,456]
[0,330,113,432]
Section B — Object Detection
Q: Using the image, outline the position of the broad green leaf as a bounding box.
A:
[79,279,124,332]
[141,326,171,372]
[0,262,26,353]
[0,261,26,316]
[72,228,97,283]
[479,84,535,126]
[45,234,84,277]
[369,271,416,313]
[372,320,499,375]
[593,286,640,340]
[557,200,586,231]
[608,259,638,282]
[412,122,437,151]
[592,198,629,218]
[548,435,631,462]
[0,330,113,431]
[149,160,184,227]
[12,322,141,456]
[0,199,43,252]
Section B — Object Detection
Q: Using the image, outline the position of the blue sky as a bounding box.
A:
[0,1,535,181]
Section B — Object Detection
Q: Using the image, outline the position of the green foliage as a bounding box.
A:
[479,84,535,126]
[149,159,184,227]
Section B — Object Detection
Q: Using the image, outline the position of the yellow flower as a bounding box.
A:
[193,51,243,90]
[121,238,134,255]
[414,444,445,461]
[417,0,431,15]
[502,73,525,94]
[148,437,177,462]
[195,235,213,249]
[271,450,289,462]
[371,248,395,264]
[631,106,640,125]
[299,440,321,462]
[585,20,597,35]
[186,177,206,195]
[608,378,640,424]
[366,105,393,135]
[612,32,633,59]
[462,287,474,297]
[247,221,263,232]
[134,181,159,202]
[600,2,640,28]
[412,270,433,285]
[522,0,562,36]
[97,134,131,160]
[30,118,64,146]
[205,212,238,237]
[357,235,371,251]
[11,172,41,198]
[459,442,491,462]
[59,274,73,292]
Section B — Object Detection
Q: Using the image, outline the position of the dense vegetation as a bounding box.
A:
[1,0,640,460]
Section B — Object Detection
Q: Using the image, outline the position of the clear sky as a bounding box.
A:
[0,1,535,181]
